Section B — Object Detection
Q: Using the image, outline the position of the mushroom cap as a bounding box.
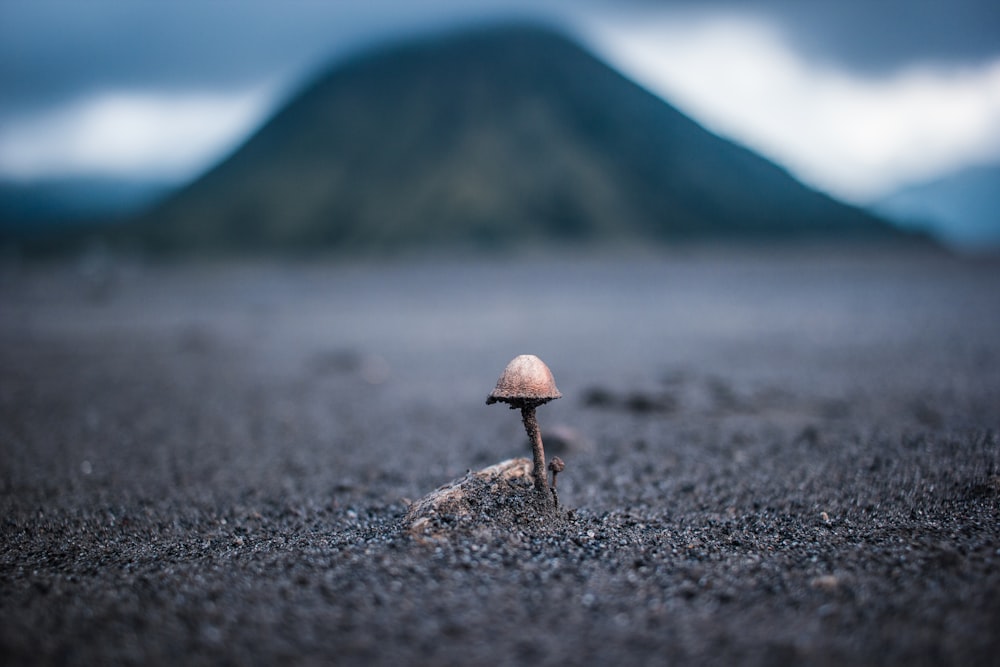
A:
[486,354,562,408]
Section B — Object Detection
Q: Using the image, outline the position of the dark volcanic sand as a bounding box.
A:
[1,248,999,666]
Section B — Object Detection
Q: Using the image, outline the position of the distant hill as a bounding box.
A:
[131,22,904,253]
[0,177,171,230]
[0,177,174,254]
[871,164,1000,250]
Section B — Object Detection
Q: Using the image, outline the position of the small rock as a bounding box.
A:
[624,392,677,414]
[405,458,536,542]
[581,386,616,407]
[810,575,840,591]
[539,424,591,455]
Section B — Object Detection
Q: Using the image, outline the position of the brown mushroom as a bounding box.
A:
[548,456,565,507]
[487,354,562,506]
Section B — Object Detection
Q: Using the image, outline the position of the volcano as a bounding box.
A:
[137,23,903,252]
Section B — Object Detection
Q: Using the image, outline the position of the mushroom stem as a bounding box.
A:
[519,405,550,502]
[548,457,564,509]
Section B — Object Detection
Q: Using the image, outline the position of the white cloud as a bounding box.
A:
[3,13,999,201]
[579,12,1000,202]
[0,86,278,181]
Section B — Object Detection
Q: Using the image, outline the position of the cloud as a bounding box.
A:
[2,4,998,197]
[0,1,556,114]
[580,12,1000,201]
[0,87,278,181]
[0,1,560,183]
[748,0,1000,73]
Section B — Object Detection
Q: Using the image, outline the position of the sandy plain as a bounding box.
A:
[1,246,998,665]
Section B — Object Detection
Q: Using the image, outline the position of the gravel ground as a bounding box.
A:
[1,247,999,666]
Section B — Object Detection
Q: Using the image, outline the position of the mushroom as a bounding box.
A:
[548,456,565,507]
[486,354,562,506]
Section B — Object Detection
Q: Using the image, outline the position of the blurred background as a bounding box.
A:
[3,6,1000,664]
[0,0,998,253]
[1,0,999,445]
[0,0,998,609]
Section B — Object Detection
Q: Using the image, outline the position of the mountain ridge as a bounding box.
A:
[872,163,1000,249]
[129,22,906,253]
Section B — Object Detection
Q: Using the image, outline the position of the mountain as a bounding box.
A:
[134,23,904,253]
[871,164,1000,250]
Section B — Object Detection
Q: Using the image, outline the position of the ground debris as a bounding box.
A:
[405,458,558,542]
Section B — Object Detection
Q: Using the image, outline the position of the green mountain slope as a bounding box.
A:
[137,23,903,252]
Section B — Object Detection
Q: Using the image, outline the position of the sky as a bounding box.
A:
[0,0,998,204]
